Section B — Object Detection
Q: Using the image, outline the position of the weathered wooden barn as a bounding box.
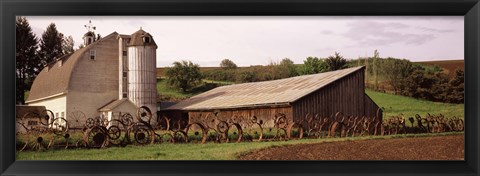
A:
[161,66,382,127]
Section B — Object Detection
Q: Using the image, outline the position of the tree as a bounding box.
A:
[16,17,40,104]
[38,23,64,66]
[447,69,464,103]
[373,50,379,90]
[381,58,414,94]
[220,59,237,69]
[325,52,347,71]
[62,35,75,55]
[278,58,298,77]
[298,57,327,75]
[165,60,203,92]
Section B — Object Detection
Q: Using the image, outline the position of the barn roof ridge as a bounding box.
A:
[164,66,365,111]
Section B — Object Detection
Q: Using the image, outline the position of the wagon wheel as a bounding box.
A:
[50,117,69,136]
[107,124,124,146]
[171,131,187,143]
[227,123,243,143]
[137,106,152,124]
[68,111,87,130]
[121,113,134,126]
[287,122,304,139]
[245,122,263,142]
[39,110,54,126]
[84,126,108,148]
[133,126,154,145]
[85,118,96,129]
[205,128,220,143]
[100,117,110,127]
[249,116,258,124]
[185,123,207,144]
[275,116,288,129]
[274,127,288,141]
[160,133,175,143]
[16,123,30,152]
[216,121,229,133]
[29,130,52,151]
[61,133,72,149]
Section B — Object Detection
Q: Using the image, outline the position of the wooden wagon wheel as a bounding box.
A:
[84,126,109,148]
[172,130,188,143]
[50,117,69,136]
[246,122,263,142]
[287,122,304,139]
[137,106,152,124]
[39,110,54,126]
[185,123,207,144]
[107,121,125,146]
[68,111,87,130]
[227,123,243,143]
[120,113,134,126]
[133,125,154,145]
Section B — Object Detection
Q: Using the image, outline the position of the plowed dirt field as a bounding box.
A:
[240,135,464,160]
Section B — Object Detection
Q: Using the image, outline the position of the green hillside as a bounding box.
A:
[366,89,464,120]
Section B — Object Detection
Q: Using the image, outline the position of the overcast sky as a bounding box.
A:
[25,16,463,67]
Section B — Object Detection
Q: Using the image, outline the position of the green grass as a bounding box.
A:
[16,132,462,160]
[365,89,464,120]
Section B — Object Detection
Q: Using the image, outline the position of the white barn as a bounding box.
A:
[26,28,158,127]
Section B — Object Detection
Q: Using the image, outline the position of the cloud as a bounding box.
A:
[321,30,334,35]
[416,26,455,33]
[342,20,436,47]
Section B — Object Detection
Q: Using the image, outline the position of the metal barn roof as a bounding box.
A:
[165,66,364,111]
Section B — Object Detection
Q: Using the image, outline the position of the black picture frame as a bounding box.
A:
[1,0,478,175]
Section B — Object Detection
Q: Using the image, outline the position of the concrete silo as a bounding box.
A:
[124,29,158,122]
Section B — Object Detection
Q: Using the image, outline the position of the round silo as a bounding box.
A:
[126,29,158,122]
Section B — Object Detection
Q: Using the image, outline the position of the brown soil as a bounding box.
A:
[416,60,464,77]
[240,135,464,160]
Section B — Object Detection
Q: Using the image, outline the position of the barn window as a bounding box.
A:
[143,36,150,43]
[122,51,127,56]
[123,92,127,98]
[55,112,59,118]
[90,50,96,60]
[123,71,127,78]
[61,112,64,118]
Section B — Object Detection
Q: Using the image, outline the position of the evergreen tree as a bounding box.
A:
[38,23,64,66]
[16,17,40,104]
[62,35,75,54]
[325,52,347,71]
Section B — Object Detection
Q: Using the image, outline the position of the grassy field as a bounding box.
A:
[365,89,464,120]
[17,132,462,160]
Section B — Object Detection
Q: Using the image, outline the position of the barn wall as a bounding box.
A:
[292,69,376,121]
[187,106,293,128]
[364,94,383,121]
[28,94,67,121]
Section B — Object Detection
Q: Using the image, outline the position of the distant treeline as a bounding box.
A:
[356,57,464,104]
[200,57,464,104]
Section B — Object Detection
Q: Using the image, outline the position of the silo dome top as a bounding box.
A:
[127,28,157,48]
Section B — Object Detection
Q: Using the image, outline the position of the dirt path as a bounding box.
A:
[240,135,464,160]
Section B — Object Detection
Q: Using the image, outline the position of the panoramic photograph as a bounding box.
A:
[15,16,464,160]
